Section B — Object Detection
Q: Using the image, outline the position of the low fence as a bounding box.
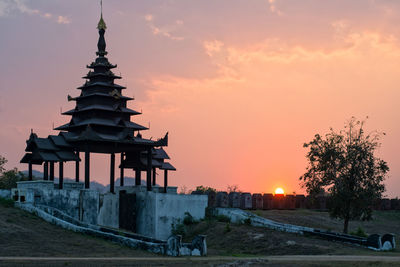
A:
[191,191,400,211]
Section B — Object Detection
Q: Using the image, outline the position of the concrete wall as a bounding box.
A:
[136,192,208,240]
[98,193,119,228]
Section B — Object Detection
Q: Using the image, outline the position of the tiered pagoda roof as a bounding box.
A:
[54,14,165,149]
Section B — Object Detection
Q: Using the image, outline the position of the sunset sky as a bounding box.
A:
[0,0,399,197]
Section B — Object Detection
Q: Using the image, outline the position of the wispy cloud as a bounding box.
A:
[0,0,70,24]
[268,0,283,16]
[57,15,70,24]
[144,13,184,41]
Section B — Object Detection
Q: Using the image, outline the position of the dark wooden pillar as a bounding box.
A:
[110,153,115,193]
[146,148,152,191]
[164,169,168,193]
[28,162,32,180]
[85,149,90,189]
[135,170,141,186]
[75,160,80,183]
[152,167,156,186]
[59,161,64,189]
[120,153,124,187]
[50,162,54,181]
[43,161,48,180]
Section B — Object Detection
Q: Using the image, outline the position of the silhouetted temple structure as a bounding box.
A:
[21,9,175,193]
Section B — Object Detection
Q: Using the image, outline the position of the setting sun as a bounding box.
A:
[275,188,285,195]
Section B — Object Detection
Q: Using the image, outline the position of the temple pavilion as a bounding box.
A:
[21,9,175,193]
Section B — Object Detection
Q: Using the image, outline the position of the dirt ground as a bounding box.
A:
[251,209,400,247]
[252,209,400,235]
[0,202,153,257]
[184,220,370,256]
[1,199,399,266]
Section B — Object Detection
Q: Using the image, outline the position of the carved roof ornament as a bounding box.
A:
[97,0,107,30]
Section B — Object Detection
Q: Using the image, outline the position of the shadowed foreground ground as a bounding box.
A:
[1,199,399,266]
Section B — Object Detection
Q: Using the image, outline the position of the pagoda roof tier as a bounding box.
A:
[60,128,168,148]
[77,81,126,90]
[21,132,80,163]
[62,104,141,116]
[161,162,176,171]
[68,92,133,101]
[26,135,58,152]
[83,71,121,79]
[20,153,43,165]
[87,61,117,69]
[55,117,148,131]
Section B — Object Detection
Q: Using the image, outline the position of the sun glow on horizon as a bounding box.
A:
[275,187,285,195]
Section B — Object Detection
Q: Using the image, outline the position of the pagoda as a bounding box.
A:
[21,7,174,193]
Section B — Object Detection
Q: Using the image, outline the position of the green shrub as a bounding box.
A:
[205,207,214,219]
[350,227,368,238]
[224,222,231,233]
[243,218,251,225]
[216,214,231,223]
[171,220,186,237]
[0,197,14,208]
[0,168,27,189]
[183,212,196,225]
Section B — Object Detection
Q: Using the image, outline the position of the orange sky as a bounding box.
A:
[0,0,399,197]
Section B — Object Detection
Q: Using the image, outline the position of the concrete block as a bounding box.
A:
[381,199,391,210]
[252,193,263,210]
[63,182,84,190]
[382,234,396,250]
[228,192,240,208]
[207,191,217,207]
[216,192,229,208]
[367,234,382,250]
[240,193,252,209]
[98,193,119,228]
[17,180,54,190]
[391,199,400,210]
[262,193,273,210]
[272,194,285,209]
[295,194,306,209]
[285,194,296,210]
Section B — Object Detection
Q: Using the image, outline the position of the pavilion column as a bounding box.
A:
[85,149,90,189]
[43,161,49,180]
[28,162,32,181]
[135,170,141,186]
[50,162,54,181]
[152,167,156,186]
[75,152,80,183]
[110,153,115,193]
[146,147,152,191]
[59,161,64,189]
[164,170,168,193]
[120,153,124,187]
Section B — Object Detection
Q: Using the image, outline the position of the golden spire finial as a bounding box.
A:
[97,0,107,30]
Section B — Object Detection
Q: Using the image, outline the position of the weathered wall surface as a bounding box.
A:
[155,193,208,240]
[98,193,119,228]
[135,191,157,238]
[135,192,208,240]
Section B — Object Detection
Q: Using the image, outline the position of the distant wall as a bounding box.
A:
[201,191,400,211]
